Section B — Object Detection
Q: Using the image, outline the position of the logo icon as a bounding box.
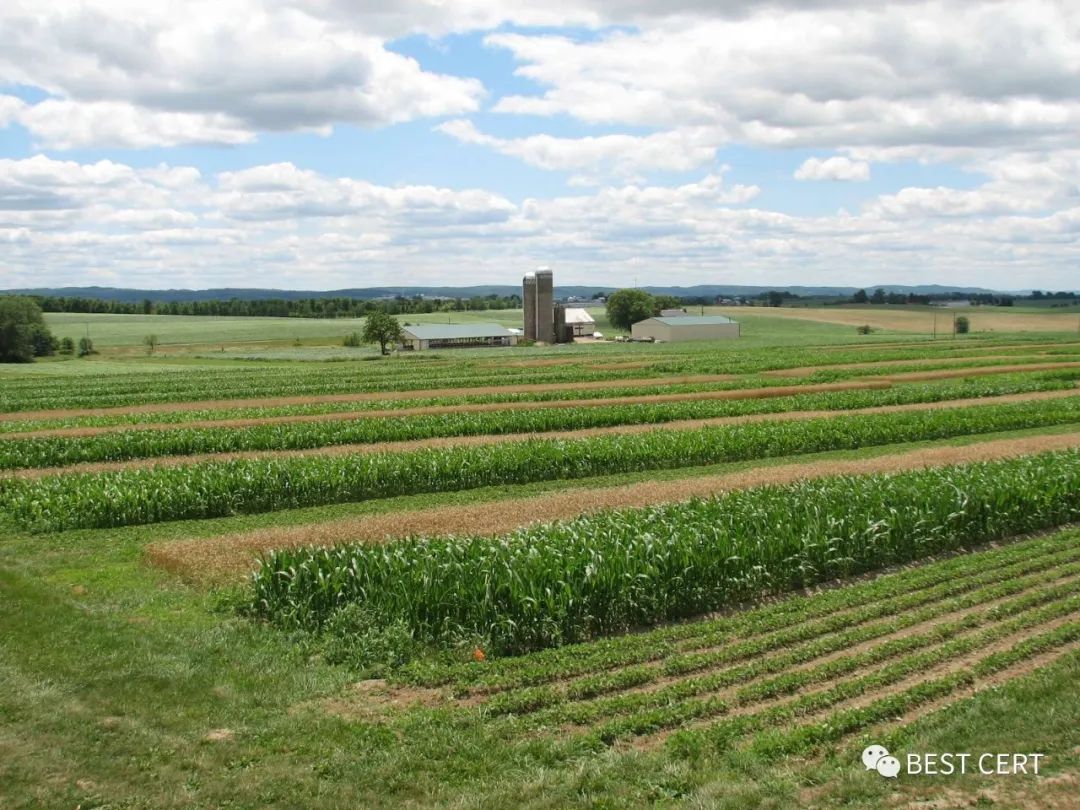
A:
[862,744,901,778]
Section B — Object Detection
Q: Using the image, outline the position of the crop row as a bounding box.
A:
[246,450,1080,654]
[487,569,1080,722]
[478,552,1080,716]
[3,375,1075,469]
[5,396,1080,532]
[580,590,1080,744]
[667,621,1080,758]
[3,370,1073,435]
[402,529,1080,690]
[3,339,1076,412]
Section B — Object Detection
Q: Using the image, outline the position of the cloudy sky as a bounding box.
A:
[1,0,1078,291]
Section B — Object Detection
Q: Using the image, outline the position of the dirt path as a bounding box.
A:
[146,430,1080,583]
[9,388,1077,479]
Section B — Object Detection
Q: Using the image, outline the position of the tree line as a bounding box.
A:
[27,294,523,318]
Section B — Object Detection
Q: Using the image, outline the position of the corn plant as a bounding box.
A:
[247,450,1080,654]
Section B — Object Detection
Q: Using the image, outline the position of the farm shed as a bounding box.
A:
[631,315,740,342]
[399,323,519,350]
[563,307,597,337]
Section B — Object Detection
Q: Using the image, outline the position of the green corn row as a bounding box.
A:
[1,375,1073,469]
[247,450,1080,654]
[4,396,1080,532]
[3,338,1075,412]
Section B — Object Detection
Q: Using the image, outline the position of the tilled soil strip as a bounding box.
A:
[9,388,1078,480]
[147,430,1080,583]
[0,380,897,440]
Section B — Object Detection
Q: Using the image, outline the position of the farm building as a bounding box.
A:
[564,307,596,337]
[660,308,687,317]
[398,323,518,350]
[631,315,740,342]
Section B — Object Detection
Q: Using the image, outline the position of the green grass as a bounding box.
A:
[1,510,1076,808]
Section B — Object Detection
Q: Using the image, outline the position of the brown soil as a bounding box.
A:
[0,373,739,423]
[146,430,1080,583]
[10,388,1076,480]
[0,380,896,440]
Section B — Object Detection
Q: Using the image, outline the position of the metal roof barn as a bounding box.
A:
[399,323,518,350]
[630,315,740,342]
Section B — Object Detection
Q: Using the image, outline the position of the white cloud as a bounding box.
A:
[3,153,1079,290]
[436,119,723,178]
[795,156,870,181]
[485,2,1080,150]
[0,1,485,148]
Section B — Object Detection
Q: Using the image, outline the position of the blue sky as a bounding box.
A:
[0,1,1077,291]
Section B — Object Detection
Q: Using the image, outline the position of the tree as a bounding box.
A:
[954,315,970,335]
[652,294,682,314]
[143,334,158,355]
[77,336,96,357]
[766,291,784,308]
[852,289,868,304]
[870,287,887,305]
[0,296,56,363]
[59,337,76,355]
[606,289,656,330]
[362,311,404,355]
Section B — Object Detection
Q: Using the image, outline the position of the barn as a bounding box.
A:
[630,315,740,342]
[563,307,597,337]
[398,323,518,350]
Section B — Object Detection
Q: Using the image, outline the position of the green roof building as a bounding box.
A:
[399,323,518,350]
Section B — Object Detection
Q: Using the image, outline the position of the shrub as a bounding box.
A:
[955,316,971,334]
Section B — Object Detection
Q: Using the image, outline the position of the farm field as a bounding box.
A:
[2,321,1080,808]
[712,303,1080,335]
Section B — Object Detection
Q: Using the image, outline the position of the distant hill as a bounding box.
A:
[1,283,1040,303]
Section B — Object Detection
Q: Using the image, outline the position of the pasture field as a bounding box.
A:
[2,319,1080,808]
[38,304,1080,360]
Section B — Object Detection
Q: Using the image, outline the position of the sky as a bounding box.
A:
[0,0,1078,292]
